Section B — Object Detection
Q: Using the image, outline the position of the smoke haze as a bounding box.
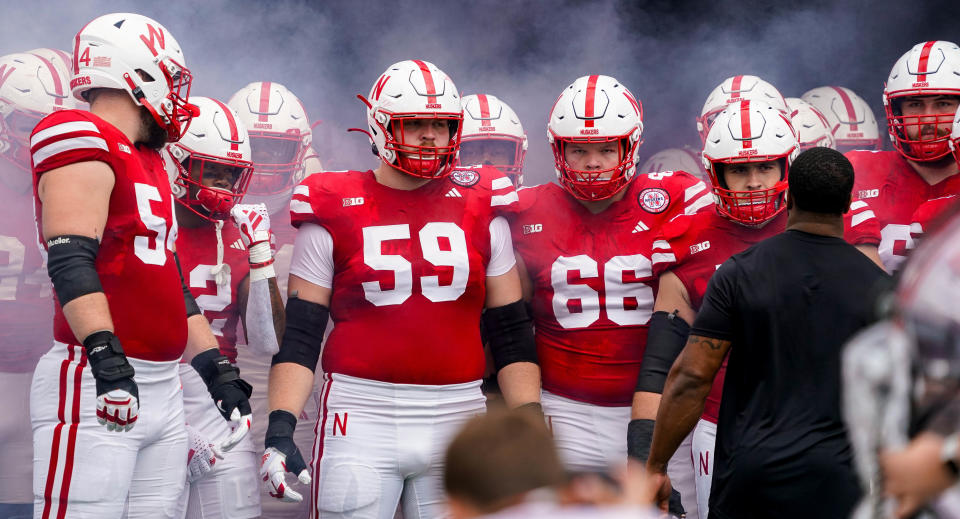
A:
[2,0,956,185]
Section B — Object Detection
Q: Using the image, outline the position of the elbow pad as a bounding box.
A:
[635,311,690,394]
[272,297,329,371]
[46,235,103,306]
[174,252,201,317]
[483,300,537,371]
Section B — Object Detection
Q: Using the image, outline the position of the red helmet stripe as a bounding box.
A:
[412,60,438,104]
[257,82,271,123]
[584,74,599,128]
[31,54,64,107]
[730,75,744,100]
[917,40,937,82]
[831,86,859,131]
[740,99,753,149]
[477,94,491,122]
[211,98,240,151]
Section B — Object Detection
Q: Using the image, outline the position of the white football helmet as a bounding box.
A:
[548,74,643,200]
[27,48,74,81]
[0,53,75,171]
[801,86,882,152]
[460,94,527,187]
[785,97,836,151]
[71,13,196,142]
[358,60,463,179]
[639,146,709,183]
[697,75,788,143]
[702,99,799,225]
[166,97,253,220]
[883,41,960,161]
[227,81,313,208]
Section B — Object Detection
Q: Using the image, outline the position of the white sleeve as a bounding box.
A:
[289,223,335,288]
[486,216,516,277]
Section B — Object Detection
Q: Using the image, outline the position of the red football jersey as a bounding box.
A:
[31,110,187,361]
[843,199,881,247]
[910,195,958,243]
[176,222,250,363]
[848,150,960,271]
[289,166,518,385]
[652,209,787,423]
[511,171,713,406]
[0,169,54,372]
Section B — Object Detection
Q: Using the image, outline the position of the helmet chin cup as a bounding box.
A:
[196,187,237,220]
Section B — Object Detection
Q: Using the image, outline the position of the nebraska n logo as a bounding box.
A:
[0,65,15,90]
[373,75,390,101]
[140,24,166,57]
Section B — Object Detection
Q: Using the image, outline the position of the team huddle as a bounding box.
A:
[0,9,959,519]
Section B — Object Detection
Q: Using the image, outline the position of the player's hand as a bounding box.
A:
[231,203,272,249]
[190,349,253,450]
[84,331,139,432]
[186,423,223,482]
[643,470,673,513]
[261,410,311,502]
[881,432,957,518]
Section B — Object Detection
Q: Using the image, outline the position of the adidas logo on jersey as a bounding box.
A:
[230,239,245,250]
[342,197,364,207]
[631,221,649,233]
[522,224,542,235]
[445,188,463,198]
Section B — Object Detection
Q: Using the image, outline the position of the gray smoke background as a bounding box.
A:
[3,0,957,186]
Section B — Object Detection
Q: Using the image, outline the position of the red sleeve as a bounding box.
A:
[663,170,713,217]
[30,110,115,176]
[843,199,881,246]
[651,213,693,277]
[482,165,520,218]
[289,172,338,228]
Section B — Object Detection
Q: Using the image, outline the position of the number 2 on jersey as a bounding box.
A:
[362,223,469,306]
[550,254,654,328]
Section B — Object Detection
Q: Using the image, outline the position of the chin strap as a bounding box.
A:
[209,220,230,287]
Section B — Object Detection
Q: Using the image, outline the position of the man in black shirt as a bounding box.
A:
[644,147,890,518]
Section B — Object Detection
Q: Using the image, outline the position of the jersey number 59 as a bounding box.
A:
[362,223,469,306]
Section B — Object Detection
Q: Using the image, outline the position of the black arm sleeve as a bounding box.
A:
[272,297,329,371]
[483,299,537,371]
[174,252,201,317]
[635,311,691,393]
[46,235,103,305]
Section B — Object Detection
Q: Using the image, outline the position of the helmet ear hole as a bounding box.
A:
[370,143,379,157]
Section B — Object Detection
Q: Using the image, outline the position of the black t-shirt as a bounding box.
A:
[692,230,889,519]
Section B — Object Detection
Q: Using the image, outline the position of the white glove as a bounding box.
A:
[186,424,223,482]
[219,407,252,452]
[231,204,273,270]
[260,446,311,503]
[96,387,139,433]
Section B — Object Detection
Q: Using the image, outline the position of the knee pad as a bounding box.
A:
[316,460,381,514]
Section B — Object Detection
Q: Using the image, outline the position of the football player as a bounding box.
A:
[846,41,960,272]
[801,86,883,153]
[631,100,796,517]
[459,94,528,188]
[509,74,712,516]
[227,81,324,517]
[785,97,835,151]
[910,108,960,244]
[167,96,286,518]
[0,51,75,519]
[696,75,789,144]
[260,59,540,518]
[29,13,252,518]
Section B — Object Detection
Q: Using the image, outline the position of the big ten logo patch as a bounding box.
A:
[523,223,543,235]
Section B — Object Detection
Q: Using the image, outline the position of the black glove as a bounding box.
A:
[669,487,686,517]
[190,348,252,420]
[84,331,139,432]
